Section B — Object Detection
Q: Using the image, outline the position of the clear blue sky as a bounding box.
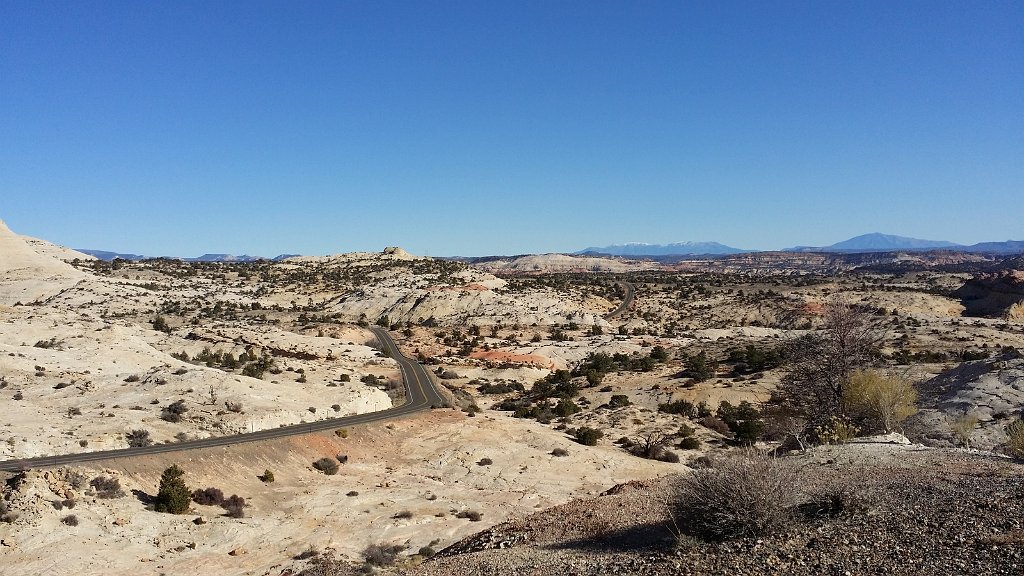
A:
[2,1,1021,256]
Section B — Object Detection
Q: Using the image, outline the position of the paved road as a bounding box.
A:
[0,328,446,472]
[603,281,635,320]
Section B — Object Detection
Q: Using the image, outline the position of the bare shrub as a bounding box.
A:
[221,495,246,518]
[1006,419,1024,458]
[456,510,483,521]
[61,514,79,526]
[363,542,407,566]
[698,416,731,436]
[90,475,124,499]
[779,297,881,425]
[191,487,225,506]
[299,553,355,576]
[842,369,917,432]
[225,400,244,413]
[551,448,570,457]
[313,457,339,475]
[951,412,979,449]
[673,450,801,540]
[393,509,413,519]
[477,457,493,466]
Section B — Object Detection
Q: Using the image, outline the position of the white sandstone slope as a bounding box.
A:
[0,219,88,306]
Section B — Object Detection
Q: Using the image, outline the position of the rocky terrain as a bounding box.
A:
[3,218,1024,576]
[406,441,1024,576]
[955,264,1024,320]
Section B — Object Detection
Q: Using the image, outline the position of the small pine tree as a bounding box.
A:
[155,465,191,514]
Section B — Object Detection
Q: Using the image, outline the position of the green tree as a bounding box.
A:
[155,465,191,514]
[684,351,716,382]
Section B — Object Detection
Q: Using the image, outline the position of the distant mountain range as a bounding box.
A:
[77,249,299,262]
[77,232,1024,262]
[786,233,1024,254]
[579,233,1024,257]
[576,241,749,257]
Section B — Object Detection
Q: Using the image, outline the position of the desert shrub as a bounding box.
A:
[716,401,764,445]
[124,374,141,383]
[331,404,341,412]
[90,476,124,499]
[34,337,59,349]
[797,483,872,520]
[574,426,603,446]
[951,413,979,449]
[221,495,246,518]
[152,316,171,333]
[51,500,65,510]
[346,490,359,497]
[674,450,800,540]
[155,465,191,514]
[12,391,23,400]
[313,457,339,475]
[125,429,153,447]
[842,369,918,432]
[456,510,483,521]
[336,454,348,464]
[191,487,225,506]
[551,447,570,457]
[66,471,87,490]
[418,546,436,558]
[659,450,681,463]
[225,401,243,413]
[62,498,76,509]
[1006,419,1024,458]
[363,542,407,566]
[299,553,353,576]
[698,416,731,436]
[258,469,275,483]
[553,398,580,417]
[478,457,493,466]
[608,394,631,408]
[61,514,79,526]
[678,436,701,450]
[161,399,189,423]
[813,416,860,444]
[334,428,348,438]
[393,510,413,519]
[658,399,695,417]
[477,381,525,394]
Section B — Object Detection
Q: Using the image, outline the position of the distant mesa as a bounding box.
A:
[576,241,749,257]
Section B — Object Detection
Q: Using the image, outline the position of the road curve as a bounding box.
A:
[603,281,635,320]
[0,328,446,472]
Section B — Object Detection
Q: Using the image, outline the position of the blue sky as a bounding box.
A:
[2,1,1021,256]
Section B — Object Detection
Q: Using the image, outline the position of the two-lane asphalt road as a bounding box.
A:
[603,281,635,320]
[0,328,446,472]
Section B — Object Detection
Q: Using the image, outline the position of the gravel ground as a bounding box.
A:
[402,446,1024,576]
